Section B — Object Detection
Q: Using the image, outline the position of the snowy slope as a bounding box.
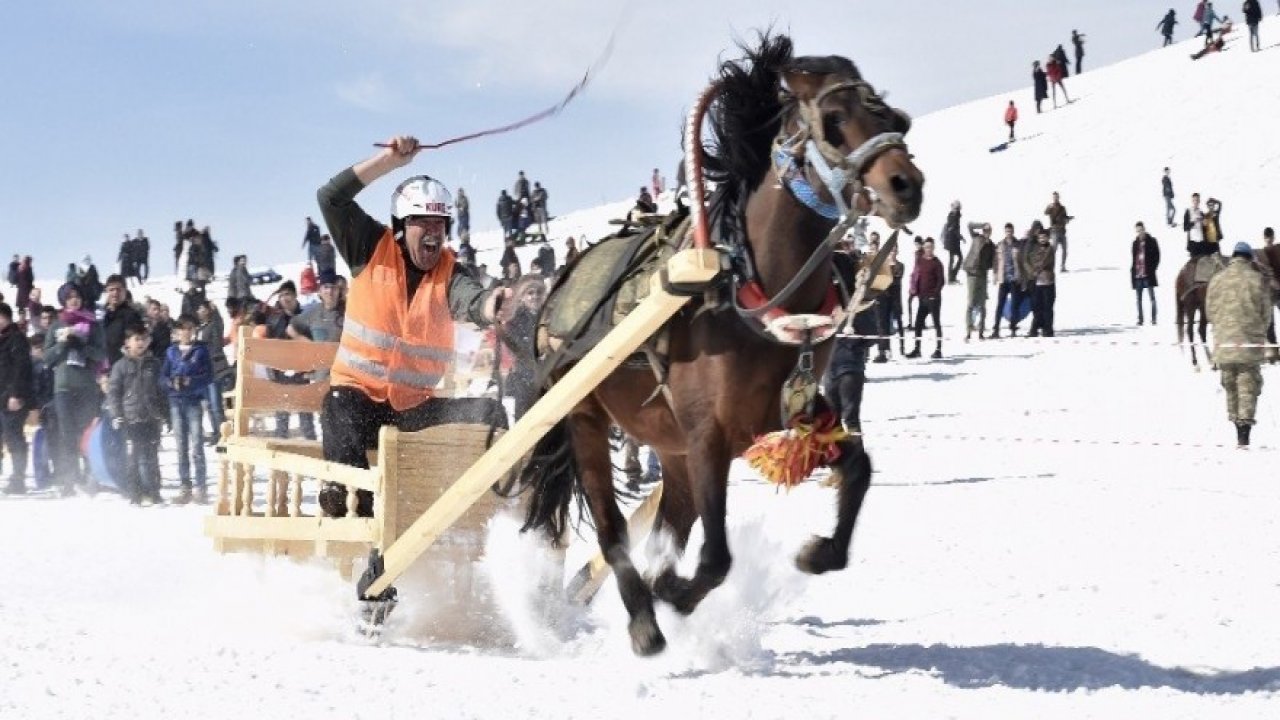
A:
[4,28,1280,720]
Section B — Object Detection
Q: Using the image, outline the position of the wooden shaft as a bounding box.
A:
[223,444,380,493]
[363,254,716,596]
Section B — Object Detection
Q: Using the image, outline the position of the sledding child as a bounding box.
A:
[107,322,167,505]
[161,314,211,504]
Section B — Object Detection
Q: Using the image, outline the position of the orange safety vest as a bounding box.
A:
[330,229,456,410]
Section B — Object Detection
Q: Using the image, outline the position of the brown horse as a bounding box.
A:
[1175,259,1215,370]
[518,34,923,655]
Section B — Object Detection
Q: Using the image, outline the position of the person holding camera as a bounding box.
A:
[160,315,211,504]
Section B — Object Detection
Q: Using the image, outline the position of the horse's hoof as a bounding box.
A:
[652,568,699,615]
[629,612,666,656]
[795,536,848,575]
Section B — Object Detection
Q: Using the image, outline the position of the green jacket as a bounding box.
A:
[1206,257,1272,365]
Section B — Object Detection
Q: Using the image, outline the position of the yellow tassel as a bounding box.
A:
[744,415,849,490]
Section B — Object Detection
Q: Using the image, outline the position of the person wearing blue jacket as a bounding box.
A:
[161,314,211,503]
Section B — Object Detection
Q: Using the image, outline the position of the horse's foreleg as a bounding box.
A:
[652,430,731,615]
[1201,311,1216,370]
[797,440,872,574]
[572,404,665,656]
[644,452,696,567]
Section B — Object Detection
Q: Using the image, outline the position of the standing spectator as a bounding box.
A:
[1052,44,1071,77]
[136,229,150,282]
[46,284,105,496]
[1044,191,1073,272]
[564,236,580,267]
[228,254,254,303]
[1158,9,1179,46]
[1131,222,1162,325]
[651,168,665,198]
[455,188,470,238]
[27,333,53,489]
[79,256,103,307]
[266,281,315,441]
[1071,30,1087,73]
[531,182,550,237]
[1206,242,1271,447]
[942,201,965,284]
[195,300,229,443]
[874,239,906,362]
[14,256,33,320]
[1004,100,1018,142]
[1032,61,1048,113]
[24,287,43,326]
[100,275,143,366]
[992,223,1028,338]
[106,322,167,505]
[963,222,997,341]
[147,300,172,358]
[313,234,337,277]
[0,303,32,495]
[181,280,208,321]
[1046,55,1072,107]
[161,315,211,504]
[457,236,476,268]
[513,171,531,202]
[173,220,190,274]
[1162,167,1177,228]
[906,238,946,359]
[1184,193,1225,260]
[500,238,521,276]
[1244,0,1263,50]
[496,190,515,239]
[302,216,322,264]
[6,255,19,287]
[1023,228,1058,337]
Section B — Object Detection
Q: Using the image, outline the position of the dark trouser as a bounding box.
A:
[1007,120,1016,141]
[1165,196,1176,226]
[876,297,905,356]
[1163,33,1173,47]
[994,280,1024,334]
[54,386,99,490]
[827,371,866,431]
[122,421,162,501]
[1035,98,1043,113]
[1250,24,1260,51]
[1075,55,1083,74]
[319,386,508,517]
[0,407,28,484]
[912,297,943,354]
[138,259,149,282]
[946,250,962,283]
[274,411,316,440]
[170,396,206,489]
[1135,278,1157,323]
[1030,284,1057,337]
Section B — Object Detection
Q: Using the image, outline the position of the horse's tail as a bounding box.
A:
[520,414,582,547]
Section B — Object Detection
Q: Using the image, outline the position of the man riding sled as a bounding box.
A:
[315,135,509,517]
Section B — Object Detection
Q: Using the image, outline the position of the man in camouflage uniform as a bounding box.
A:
[1206,242,1273,447]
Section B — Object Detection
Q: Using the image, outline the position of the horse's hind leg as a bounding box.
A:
[797,439,872,574]
[1201,309,1216,370]
[573,399,665,655]
[652,430,731,615]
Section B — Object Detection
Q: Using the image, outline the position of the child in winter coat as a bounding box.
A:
[1004,101,1019,141]
[107,323,168,505]
[161,315,211,504]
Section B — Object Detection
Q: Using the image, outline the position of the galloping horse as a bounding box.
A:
[519,34,923,655]
[1175,259,1215,370]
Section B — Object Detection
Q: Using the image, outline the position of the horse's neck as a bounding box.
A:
[740,171,835,311]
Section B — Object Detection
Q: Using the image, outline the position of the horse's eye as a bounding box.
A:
[821,112,844,146]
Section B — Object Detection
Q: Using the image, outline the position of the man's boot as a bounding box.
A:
[1236,422,1252,448]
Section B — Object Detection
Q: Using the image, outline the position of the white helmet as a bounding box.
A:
[391,175,453,223]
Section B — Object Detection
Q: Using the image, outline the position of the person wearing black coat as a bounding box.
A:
[100,275,144,366]
[1244,0,1263,51]
[1131,222,1162,325]
[1052,45,1070,77]
[1032,61,1049,113]
[0,303,33,494]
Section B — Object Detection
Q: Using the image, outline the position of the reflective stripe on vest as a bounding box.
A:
[333,346,442,390]
[342,318,454,363]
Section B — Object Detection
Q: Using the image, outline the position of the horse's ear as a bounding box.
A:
[781,70,825,103]
[890,108,913,134]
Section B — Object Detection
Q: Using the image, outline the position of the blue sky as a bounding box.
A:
[0,0,1192,275]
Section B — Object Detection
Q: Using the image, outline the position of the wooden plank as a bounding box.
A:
[568,482,664,604]
[234,326,251,436]
[242,337,338,373]
[223,444,380,493]
[374,426,400,549]
[238,378,329,414]
[364,249,720,596]
[203,515,379,543]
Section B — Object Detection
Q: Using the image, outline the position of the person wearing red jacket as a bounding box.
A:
[1004,100,1019,141]
[906,238,947,359]
[1046,57,1071,108]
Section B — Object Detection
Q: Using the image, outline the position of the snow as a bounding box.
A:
[5,27,1280,719]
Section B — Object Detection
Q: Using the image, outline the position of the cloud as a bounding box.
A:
[335,73,398,113]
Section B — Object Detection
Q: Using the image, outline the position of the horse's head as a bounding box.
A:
[779,60,924,228]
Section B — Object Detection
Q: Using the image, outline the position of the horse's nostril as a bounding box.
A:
[890,173,915,198]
